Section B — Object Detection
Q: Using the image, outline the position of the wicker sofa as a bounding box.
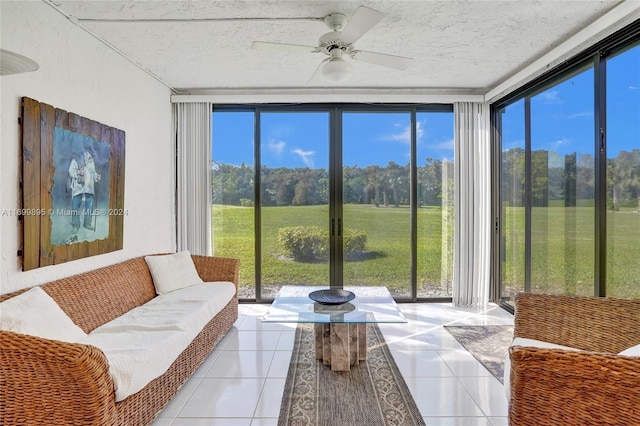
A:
[0,254,239,426]
[508,292,640,425]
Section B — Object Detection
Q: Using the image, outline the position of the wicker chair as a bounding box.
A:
[508,292,640,425]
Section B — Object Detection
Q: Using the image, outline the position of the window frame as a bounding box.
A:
[491,21,640,310]
[212,103,454,303]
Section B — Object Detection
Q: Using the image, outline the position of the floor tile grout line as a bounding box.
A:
[250,377,270,420]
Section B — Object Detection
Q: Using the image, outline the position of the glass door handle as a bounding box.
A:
[338,218,342,237]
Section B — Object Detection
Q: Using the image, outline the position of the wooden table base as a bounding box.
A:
[314,323,367,371]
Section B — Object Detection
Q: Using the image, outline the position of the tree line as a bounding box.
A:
[211,159,453,207]
[212,148,639,210]
[501,148,640,209]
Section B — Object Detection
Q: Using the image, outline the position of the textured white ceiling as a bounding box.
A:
[52,0,628,93]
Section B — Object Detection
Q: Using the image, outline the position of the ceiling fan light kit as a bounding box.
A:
[251,6,414,84]
[321,55,352,82]
[0,49,39,76]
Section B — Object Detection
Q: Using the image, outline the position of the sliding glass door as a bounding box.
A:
[212,105,454,302]
[529,68,595,296]
[211,111,256,299]
[341,112,412,298]
[259,112,330,299]
[606,43,640,298]
[416,111,455,298]
[498,99,526,303]
[495,32,640,306]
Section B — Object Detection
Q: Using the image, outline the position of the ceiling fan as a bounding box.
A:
[251,6,414,83]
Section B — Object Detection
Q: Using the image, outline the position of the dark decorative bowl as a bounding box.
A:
[308,288,355,305]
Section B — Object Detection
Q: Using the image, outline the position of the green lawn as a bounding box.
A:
[212,204,453,297]
[502,206,640,299]
[213,204,639,299]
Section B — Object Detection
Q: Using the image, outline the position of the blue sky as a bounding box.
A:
[212,110,454,169]
[501,44,639,159]
[213,44,638,167]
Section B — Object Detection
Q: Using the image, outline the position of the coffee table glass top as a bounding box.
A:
[261,285,407,324]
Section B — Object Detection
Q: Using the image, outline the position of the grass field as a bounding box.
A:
[212,204,453,298]
[502,206,640,299]
[213,204,640,299]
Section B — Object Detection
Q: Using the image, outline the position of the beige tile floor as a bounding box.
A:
[152,301,514,426]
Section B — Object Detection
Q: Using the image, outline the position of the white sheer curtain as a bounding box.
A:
[174,102,212,255]
[453,102,491,306]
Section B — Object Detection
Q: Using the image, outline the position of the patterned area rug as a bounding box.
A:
[444,325,514,383]
[278,323,425,426]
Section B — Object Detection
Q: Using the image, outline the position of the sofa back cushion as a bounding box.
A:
[0,286,89,342]
[38,257,156,333]
[145,251,203,295]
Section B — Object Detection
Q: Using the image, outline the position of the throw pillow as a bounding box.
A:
[0,286,88,343]
[504,337,580,400]
[145,250,203,295]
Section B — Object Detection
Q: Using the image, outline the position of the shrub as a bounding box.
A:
[278,226,367,262]
[343,228,367,253]
[278,226,328,262]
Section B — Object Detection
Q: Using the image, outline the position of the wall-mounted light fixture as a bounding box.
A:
[1,49,39,75]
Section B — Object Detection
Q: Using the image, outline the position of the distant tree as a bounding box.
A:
[293,169,326,205]
[501,148,525,207]
[608,149,640,210]
[419,157,443,206]
[576,153,595,201]
[343,165,366,204]
[531,150,549,206]
[382,161,406,207]
[364,165,383,207]
[212,161,254,205]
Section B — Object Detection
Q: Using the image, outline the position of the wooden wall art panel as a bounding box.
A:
[20,97,125,270]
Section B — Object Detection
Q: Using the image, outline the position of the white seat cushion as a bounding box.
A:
[619,344,640,357]
[87,282,235,401]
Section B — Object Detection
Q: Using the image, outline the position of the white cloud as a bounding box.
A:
[629,85,640,91]
[503,139,525,151]
[541,90,562,104]
[434,138,454,151]
[568,111,592,119]
[267,139,286,155]
[549,137,571,153]
[416,121,425,141]
[381,121,425,144]
[292,148,315,167]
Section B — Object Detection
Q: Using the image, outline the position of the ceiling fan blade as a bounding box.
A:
[339,6,384,45]
[251,41,318,53]
[352,50,414,71]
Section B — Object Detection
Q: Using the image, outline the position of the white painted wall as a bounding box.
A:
[0,1,175,294]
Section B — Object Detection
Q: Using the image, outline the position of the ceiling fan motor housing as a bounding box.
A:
[318,32,352,56]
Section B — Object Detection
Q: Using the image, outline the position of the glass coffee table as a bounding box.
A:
[262,285,407,371]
